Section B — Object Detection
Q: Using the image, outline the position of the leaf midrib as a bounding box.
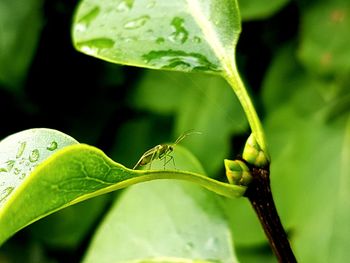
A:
[186,0,236,72]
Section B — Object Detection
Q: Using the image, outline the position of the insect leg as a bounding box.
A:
[164,154,176,169]
[148,149,158,170]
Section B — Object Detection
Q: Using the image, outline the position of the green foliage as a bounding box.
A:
[0,0,350,262]
[0,0,43,90]
[263,45,350,262]
[298,0,350,76]
[0,130,245,246]
[72,0,241,74]
[130,70,247,174]
[0,128,78,206]
[83,181,238,263]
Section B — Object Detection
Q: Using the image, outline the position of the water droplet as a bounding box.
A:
[193,36,201,43]
[16,141,26,159]
[122,36,138,43]
[29,149,40,163]
[117,0,134,12]
[185,242,194,250]
[6,160,15,172]
[147,0,156,8]
[169,17,188,44]
[14,168,21,175]
[205,237,219,250]
[47,141,58,151]
[20,173,26,180]
[77,38,115,56]
[156,37,165,44]
[142,50,220,72]
[0,187,14,204]
[124,15,150,29]
[76,6,100,32]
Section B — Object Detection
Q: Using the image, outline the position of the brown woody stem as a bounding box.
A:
[244,166,297,263]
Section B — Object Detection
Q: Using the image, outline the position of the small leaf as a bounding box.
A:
[0,143,245,245]
[72,0,241,74]
[83,181,238,263]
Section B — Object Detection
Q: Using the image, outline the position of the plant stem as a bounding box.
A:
[245,166,297,263]
[223,60,270,159]
[223,56,295,261]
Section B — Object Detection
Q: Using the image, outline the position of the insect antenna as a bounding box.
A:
[173,130,202,145]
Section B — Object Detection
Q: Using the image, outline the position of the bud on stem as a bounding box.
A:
[224,159,252,186]
[243,134,269,168]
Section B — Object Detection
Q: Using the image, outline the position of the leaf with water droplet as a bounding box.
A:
[76,6,100,32]
[0,137,245,246]
[72,0,241,75]
[117,0,134,12]
[76,38,115,56]
[47,141,58,151]
[142,50,220,72]
[29,149,40,162]
[168,17,188,44]
[156,37,165,44]
[16,142,26,159]
[124,15,150,29]
[0,128,78,207]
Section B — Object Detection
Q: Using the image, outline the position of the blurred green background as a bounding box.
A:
[0,0,349,262]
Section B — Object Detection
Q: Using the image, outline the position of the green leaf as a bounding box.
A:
[262,45,350,262]
[0,0,43,90]
[131,70,247,175]
[262,44,325,114]
[0,142,245,246]
[298,0,350,75]
[238,0,290,20]
[72,0,241,74]
[72,0,268,156]
[0,128,79,207]
[83,181,238,263]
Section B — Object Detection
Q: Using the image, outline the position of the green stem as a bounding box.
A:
[222,59,270,160]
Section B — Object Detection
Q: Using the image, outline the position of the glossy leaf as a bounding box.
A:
[298,0,350,75]
[72,0,241,74]
[0,0,43,89]
[83,181,238,263]
[263,45,350,262]
[0,128,79,207]
[0,142,245,245]
[238,0,289,20]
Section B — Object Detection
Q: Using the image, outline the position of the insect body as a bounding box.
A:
[133,130,200,170]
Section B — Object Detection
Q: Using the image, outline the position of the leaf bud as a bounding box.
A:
[243,134,269,168]
[224,159,252,186]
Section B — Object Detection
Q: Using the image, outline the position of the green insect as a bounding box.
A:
[133,130,201,170]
